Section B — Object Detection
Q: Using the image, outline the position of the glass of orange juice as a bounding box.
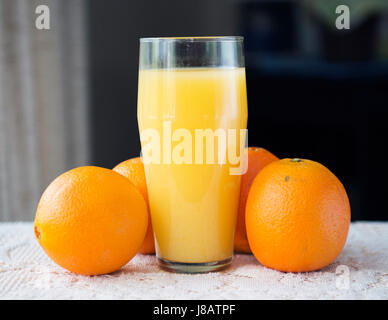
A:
[137,37,248,273]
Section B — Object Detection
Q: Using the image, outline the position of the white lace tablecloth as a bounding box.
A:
[0,222,387,300]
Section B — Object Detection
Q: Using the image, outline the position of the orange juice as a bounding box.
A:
[138,67,247,264]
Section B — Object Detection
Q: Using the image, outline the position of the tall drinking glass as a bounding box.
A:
[137,37,248,273]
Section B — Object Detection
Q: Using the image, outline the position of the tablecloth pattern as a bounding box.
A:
[0,222,387,299]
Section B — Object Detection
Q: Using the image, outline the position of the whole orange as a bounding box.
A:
[246,158,351,272]
[235,147,278,253]
[34,166,148,275]
[113,157,155,254]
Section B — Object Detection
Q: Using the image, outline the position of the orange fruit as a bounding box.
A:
[34,166,148,275]
[235,147,278,253]
[113,157,155,254]
[246,158,351,272]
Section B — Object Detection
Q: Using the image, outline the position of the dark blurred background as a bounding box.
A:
[1,0,388,221]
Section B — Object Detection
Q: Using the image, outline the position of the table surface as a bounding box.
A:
[0,222,387,300]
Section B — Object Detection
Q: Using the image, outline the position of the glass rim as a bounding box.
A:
[139,36,243,43]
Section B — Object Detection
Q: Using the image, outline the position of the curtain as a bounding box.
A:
[0,0,90,221]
